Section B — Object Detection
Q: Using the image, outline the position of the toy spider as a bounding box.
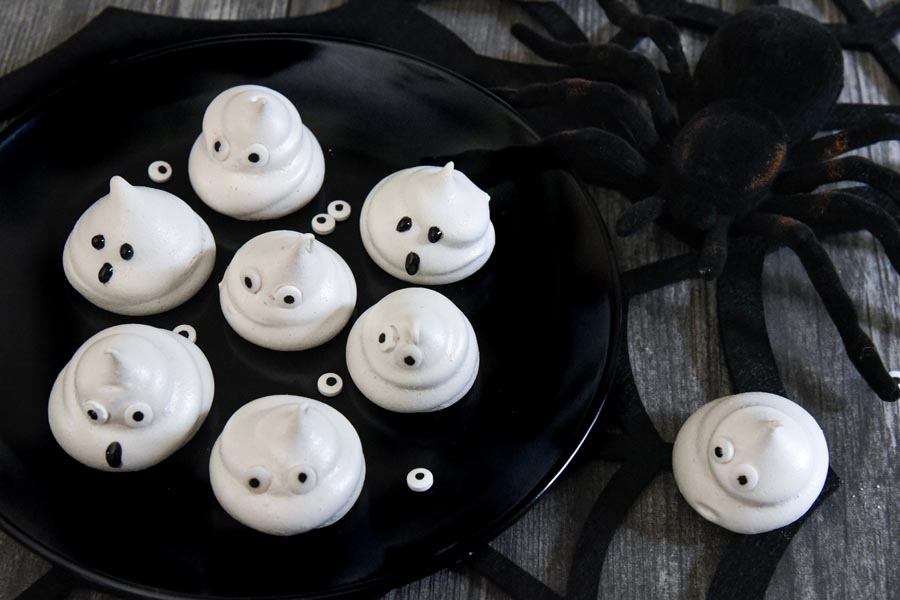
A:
[454,0,900,402]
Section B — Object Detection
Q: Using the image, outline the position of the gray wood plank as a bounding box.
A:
[1,1,899,599]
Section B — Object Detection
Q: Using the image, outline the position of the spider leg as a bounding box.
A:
[792,114,900,163]
[824,103,900,130]
[596,0,692,109]
[774,155,900,204]
[512,1,589,43]
[616,194,666,236]
[735,212,899,402]
[510,24,677,134]
[697,215,733,279]
[762,191,900,274]
[441,128,651,195]
[493,79,659,153]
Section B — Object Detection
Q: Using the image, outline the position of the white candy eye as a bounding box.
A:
[125,403,153,428]
[241,269,261,293]
[210,137,229,160]
[377,326,398,351]
[245,144,269,167]
[711,437,734,463]
[275,285,301,308]
[84,401,108,424]
[245,466,272,494]
[288,465,317,495]
[733,465,759,490]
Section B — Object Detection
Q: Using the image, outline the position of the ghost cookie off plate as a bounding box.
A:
[0,36,619,599]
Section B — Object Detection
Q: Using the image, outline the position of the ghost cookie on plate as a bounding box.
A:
[360,162,495,284]
[48,323,214,472]
[346,287,479,412]
[63,176,216,316]
[209,395,366,536]
[188,84,325,220]
[219,230,356,351]
[672,392,829,534]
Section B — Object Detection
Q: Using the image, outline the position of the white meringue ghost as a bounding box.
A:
[63,176,216,316]
[48,324,214,472]
[188,84,325,220]
[346,287,479,412]
[360,162,494,284]
[672,392,829,534]
[219,230,356,351]
[209,395,365,536]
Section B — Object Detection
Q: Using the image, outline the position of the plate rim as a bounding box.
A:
[0,32,623,599]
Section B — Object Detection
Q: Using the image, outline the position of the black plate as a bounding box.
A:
[0,36,620,598]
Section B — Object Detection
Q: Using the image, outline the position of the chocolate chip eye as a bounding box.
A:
[428,226,443,243]
[711,437,734,463]
[275,285,302,308]
[396,216,412,232]
[248,153,259,163]
[214,141,221,152]
[248,478,260,488]
[404,356,416,366]
[245,144,269,167]
[378,327,398,351]
[119,243,134,260]
[737,475,748,485]
[378,333,386,343]
[91,235,105,250]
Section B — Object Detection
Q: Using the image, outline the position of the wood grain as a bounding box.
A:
[0,1,898,599]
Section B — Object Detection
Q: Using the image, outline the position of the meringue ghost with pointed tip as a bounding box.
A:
[360,162,495,284]
[48,324,214,472]
[189,84,325,220]
[672,392,829,534]
[346,287,479,412]
[209,395,365,536]
[219,230,356,351]
[63,176,216,315]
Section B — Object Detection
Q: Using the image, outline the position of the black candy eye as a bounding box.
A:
[714,447,723,458]
[119,243,134,260]
[248,478,260,489]
[248,153,260,163]
[396,216,412,232]
[214,141,222,152]
[378,333,386,343]
[428,226,443,243]
[91,235,105,250]
[737,475,748,486]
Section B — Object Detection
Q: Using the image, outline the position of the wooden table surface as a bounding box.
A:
[1,1,898,599]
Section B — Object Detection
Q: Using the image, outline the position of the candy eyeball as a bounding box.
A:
[209,395,366,536]
[48,324,214,472]
[360,162,495,284]
[346,287,479,412]
[219,230,357,351]
[672,392,829,534]
[62,176,216,316]
[188,84,325,221]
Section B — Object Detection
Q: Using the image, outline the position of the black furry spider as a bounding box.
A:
[453,0,900,402]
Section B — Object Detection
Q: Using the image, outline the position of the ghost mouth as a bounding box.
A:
[106,441,123,468]
[405,252,420,275]
[98,262,114,284]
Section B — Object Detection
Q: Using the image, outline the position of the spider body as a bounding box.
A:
[463,0,900,401]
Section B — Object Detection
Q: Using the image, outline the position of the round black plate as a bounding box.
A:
[0,36,619,599]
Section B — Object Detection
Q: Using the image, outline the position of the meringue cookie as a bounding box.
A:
[672,392,829,534]
[188,84,325,220]
[360,162,494,284]
[48,323,214,472]
[209,395,365,536]
[346,287,479,412]
[63,176,216,316]
[219,230,356,351]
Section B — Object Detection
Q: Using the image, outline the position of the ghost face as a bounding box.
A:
[48,324,214,472]
[188,85,325,220]
[219,231,357,351]
[209,395,366,536]
[671,392,829,534]
[346,287,479,412]
[360,162,495,285]
[63,177,216,316]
